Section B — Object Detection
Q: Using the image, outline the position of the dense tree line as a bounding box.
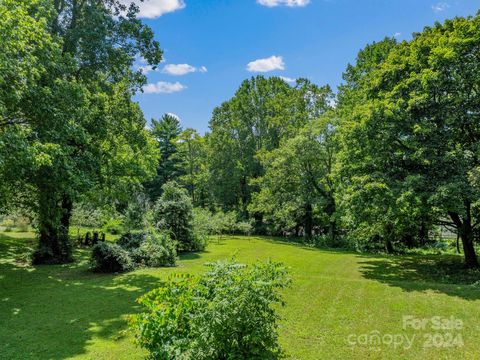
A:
[1,2,479,268]
[202,16,480,268]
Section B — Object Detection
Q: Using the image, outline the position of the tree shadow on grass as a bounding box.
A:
[259,235,358,255]
[0,233,165,359]
[357,253,480,301]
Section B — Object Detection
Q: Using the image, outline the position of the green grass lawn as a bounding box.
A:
[1,232,479,359]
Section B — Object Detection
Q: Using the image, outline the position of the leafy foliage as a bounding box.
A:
[337,16,480,266]
[130,259,290,360]
[250,116,338,238]
[0,0,162,263]
[91,242,134,273]
[207,76,332,217]
[130,232,177,268]
[154,181,205,252]
[91,230,177,272]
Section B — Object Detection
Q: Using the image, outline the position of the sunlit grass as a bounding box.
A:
[1,232,479,359]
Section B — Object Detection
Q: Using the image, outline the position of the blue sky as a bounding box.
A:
[130,0,480,133]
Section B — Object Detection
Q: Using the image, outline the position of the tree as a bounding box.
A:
[147,113,183,200]
[207,76,332,219]
[336,37,436,253]
[0,0,56,213]
[153,181,204,252]
[250,115,338,239]
[177,128,210,206]
[338,17,480,267]
[0,0,162,264]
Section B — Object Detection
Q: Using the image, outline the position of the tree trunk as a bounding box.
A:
[325,195,336,242]
[33,190,73,264]
[404,233,414,249]
[419,223,428,245]
[304,203,313,239]
[385,238,395,254]
[458,223,479,269]
[449,205,479,269]
[384,223,395,254]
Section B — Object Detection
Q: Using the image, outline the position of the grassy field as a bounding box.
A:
[1,232,479,359]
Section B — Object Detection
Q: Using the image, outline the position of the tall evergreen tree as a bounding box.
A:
[147,114,183,200]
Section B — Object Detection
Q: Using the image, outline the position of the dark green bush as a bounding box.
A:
[91,242,134,273]
[117,232,147,250]
[154,181,205,252]
[91,231,177,273]
[130,259,290,359]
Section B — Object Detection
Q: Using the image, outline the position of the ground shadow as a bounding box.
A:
[357,253,480,301]
[0,233,166,359]
[259,235,359,255]
[179,250,210,261]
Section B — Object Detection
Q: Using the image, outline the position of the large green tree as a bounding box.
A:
[176,128,210,207]
[0,0,162,263]
[336,37,432,252]
[208,76,332,218]
[250,115,338,238]
[338,17,480,267]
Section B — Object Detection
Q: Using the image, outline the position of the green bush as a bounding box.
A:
[91,242,134,273]
[131,232,177,268]
[91,231,177,273]
[117,232,147,250]
[123,193,150,231]
[154,182,204,252]
[236,220,253,236]
[130,259,290,359]
[311,234,349,249]
[193,208,253,237]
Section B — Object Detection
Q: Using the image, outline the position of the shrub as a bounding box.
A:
[91,242,134,273]
[131,232,177,268]
[117,232,147,250]
[154,181,204,252]
[103,218,124,235]
[193,208,252,237]
[91,231,177,273]
[123,193,150,231]
[130,259,290,360]
[311,234,349,249]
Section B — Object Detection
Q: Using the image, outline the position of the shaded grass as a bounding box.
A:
[1,233,479,359]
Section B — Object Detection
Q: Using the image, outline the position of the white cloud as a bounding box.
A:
[167,112,181,120]
[121,0,186,19]
[162,63,208,75]
[257,0,310,7]
[280,76,296,84]
[394,32,402,38]
[143,81,187,94]
[431,2,449,13]
[138,64,155,74]
[247,55,285,72]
